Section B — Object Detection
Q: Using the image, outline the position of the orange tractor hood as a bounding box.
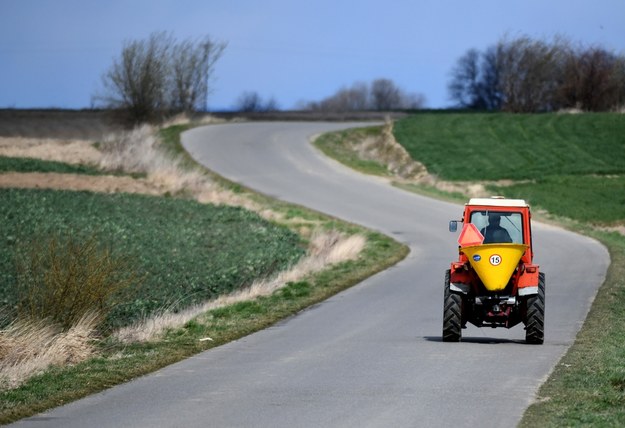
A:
[461,243,528,291]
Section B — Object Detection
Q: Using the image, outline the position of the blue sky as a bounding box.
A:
[1,0,624,110]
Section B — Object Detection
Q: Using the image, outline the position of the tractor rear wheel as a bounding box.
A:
[525,272,545,344]
[443,269,462,342]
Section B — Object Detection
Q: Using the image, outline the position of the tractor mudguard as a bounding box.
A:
[449,282,470,295]
[516,264,540,296]
[517,265,540,287]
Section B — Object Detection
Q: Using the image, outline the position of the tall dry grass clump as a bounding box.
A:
[16,234,137,330]
[160,112,224,128]
[99,124,207,194]
[114,229,366,343]
[355,119,429,181]
[98,125,256,209]
[0,313,99,389]
[99,124,201,194]
[2,232,135,389]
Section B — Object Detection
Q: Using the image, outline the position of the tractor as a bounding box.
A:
[444,197,545,344]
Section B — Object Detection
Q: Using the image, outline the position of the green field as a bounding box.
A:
[0,188,304,329]
[0,156,104,175]
[394,113,625,225]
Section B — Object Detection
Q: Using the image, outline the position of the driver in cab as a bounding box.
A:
[481,213,512,244]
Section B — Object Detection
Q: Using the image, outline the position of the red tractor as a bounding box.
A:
[444,197,545,344]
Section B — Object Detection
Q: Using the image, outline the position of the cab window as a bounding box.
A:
[469,211,524,244]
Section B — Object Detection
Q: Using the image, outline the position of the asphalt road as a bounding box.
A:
[13,122,609,427]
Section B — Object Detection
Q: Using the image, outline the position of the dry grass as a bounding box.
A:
[355,119,429,181]
[0,313,99,389]
[98,124,258,209]
[160,112,225,128]
[0,137,101,165]
[0,172,164,195]
[0,115,253,208]
[113,229,366,343]
[557,105,625,114]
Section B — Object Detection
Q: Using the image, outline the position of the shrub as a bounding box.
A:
[15,233,138,331]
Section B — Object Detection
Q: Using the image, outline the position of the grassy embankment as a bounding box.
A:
[0,125,407,424]
[317,112,625,426]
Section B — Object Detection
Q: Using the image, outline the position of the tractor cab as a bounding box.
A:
[443,197,545,344]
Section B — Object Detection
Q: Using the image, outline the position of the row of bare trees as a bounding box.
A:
[95,32,226,123]
[448,36,625,112]
[301,79,426,112]
[95,33,425,119]
[234,92,280,112]
[98,32,623,120]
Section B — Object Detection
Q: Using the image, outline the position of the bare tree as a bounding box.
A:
[614,57,625,109]
[314,82,370,111]
[98,32,171,122]
[371,79,402,110]
[448,36,581,112]
[559,46,625,111]
[479,46,503,110]
[401,92,427,109]
[96,32,226,123]
[235,91,280,112]
[263,96,280,112]
[448,49,484,109]
[170,36,226,112]
[304,79,424,112]
[448,47,503,110]
[235,91,262,112]
[496,36,568,112]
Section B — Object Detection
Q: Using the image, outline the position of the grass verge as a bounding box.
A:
[519,227,625,426]
[314,127,391,177]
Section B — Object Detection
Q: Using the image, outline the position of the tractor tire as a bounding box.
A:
[443,269,462,342]
[525,272,545,344]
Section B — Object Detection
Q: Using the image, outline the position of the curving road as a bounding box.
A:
[14,122,609,427]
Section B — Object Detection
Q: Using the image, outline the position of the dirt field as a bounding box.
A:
[0,109,126,140]
[0,109,161,194]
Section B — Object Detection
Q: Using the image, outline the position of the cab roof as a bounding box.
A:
[467,197,528,208]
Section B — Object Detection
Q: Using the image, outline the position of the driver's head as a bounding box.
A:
[488,213,501,225]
